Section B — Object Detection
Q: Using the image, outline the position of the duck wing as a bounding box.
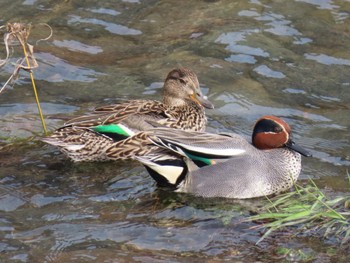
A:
[147,128,249,160]
[64,100,171,128]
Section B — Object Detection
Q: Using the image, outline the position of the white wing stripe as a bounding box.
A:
[163,140,246,157]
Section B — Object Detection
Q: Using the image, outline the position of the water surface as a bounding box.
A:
[0,0,349,262]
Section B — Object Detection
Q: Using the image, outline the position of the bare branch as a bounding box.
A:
[0,33,11,67]
[35,23,53,45]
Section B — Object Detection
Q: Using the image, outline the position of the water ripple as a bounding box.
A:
[216,31,270,64]
[257,12,302,36]
[305,53,350,66]
[68,15,142,35]
[0,193,26,212]
[0,103,78,116]
[253,64,286,79]
[35,52,105,83]
[87,8,120,16]
[239,9,312,44]
[226,54,257,64]
[296,0,339,10]
[218,99,331,123]
[30,194,75,208]
[53,40,103,55]
[22,0,36,5]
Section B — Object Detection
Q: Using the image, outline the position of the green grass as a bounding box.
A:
[247,174,350,245]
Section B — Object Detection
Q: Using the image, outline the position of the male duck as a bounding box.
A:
[42,68,214,162]
[118,116,311,199]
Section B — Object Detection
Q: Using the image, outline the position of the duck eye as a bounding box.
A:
[179,78,186,84]
[274,126,283,133]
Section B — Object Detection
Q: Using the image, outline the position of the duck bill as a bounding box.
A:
[286,139,312,157]
[191,93,214,109]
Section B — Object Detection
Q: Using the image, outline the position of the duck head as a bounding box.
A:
[252,115,311,157]
[162,68,214,109]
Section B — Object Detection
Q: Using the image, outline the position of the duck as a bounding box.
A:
[116,116,312,199]
[42,68,214,162]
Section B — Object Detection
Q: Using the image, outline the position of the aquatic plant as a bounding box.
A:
[248,174,350,245]
[0,22,52,134]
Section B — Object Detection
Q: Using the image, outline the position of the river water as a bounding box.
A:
[0,0,349,262]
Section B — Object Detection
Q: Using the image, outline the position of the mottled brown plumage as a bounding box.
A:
[42,68,213,162]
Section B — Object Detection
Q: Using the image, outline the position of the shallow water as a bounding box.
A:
[0,0,349,262]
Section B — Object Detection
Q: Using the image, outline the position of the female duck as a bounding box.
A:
[42,68,213,162]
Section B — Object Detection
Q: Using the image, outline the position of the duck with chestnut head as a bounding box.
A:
[128,116,311,199]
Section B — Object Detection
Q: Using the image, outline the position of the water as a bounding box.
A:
[0,0,349,262]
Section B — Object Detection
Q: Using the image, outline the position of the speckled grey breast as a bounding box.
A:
[178,148,302,199]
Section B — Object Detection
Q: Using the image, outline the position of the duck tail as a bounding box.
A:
[135,155,188,188]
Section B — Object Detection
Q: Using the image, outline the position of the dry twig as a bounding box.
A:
[0,22,53,134]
